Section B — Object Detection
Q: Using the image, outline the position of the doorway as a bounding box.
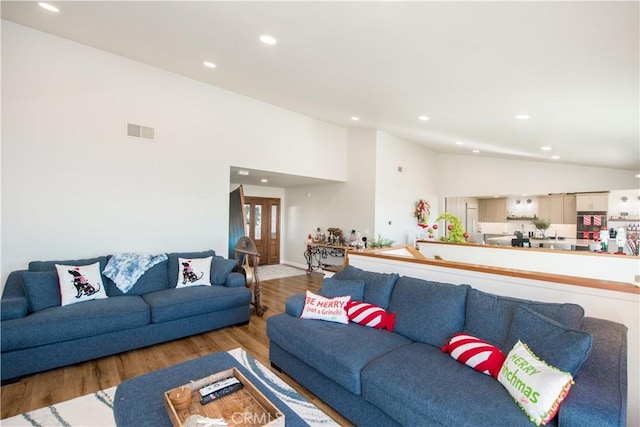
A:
[243,197,280,265]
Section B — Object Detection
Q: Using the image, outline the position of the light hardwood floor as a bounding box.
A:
[0,272,352,425]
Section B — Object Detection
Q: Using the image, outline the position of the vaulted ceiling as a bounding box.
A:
[2,1,638,174]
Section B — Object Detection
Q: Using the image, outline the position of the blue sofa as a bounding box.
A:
[1,250,251,382]
[267,265,627,426]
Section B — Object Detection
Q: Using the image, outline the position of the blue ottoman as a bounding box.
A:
[114,351,311,426]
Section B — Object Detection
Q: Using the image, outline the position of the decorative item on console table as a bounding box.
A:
[304,242,350,273]
[326,228,344,245]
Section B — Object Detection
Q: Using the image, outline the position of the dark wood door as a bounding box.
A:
[243,197,280,265]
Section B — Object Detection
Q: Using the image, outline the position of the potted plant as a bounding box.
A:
[532,217,551,239]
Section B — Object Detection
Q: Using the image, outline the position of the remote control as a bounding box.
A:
[199,377,240,396]
[199,382,244,405]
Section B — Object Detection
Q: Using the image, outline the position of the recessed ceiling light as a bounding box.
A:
[237,170,249,176]
[540,146,552,151]
[38,2,59,12]
[418,116,430,121]
[515,114,531,120]
[636,173,640,178]
[259,35,277,45]
[261,178,269,183]
[351,116,360,121]
[550,155,560,160]
[455,141,464,146]
[472,149,480,154]
[203,61,216,69]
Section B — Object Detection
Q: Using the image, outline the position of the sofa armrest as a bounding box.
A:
[558,317,627,427]
[224,272,246,288]
[1,297,28,320]
[285,293,305,317]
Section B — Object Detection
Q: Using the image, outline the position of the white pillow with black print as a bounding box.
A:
[55,262,108,306]
[176,257,212,288]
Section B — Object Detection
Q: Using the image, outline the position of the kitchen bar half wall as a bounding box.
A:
[417,240,640,286]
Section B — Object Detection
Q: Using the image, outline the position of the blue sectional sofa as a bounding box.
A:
[1,250,251,382]
[267,265,627,426]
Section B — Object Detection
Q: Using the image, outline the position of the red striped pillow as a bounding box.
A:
[345,300,396,332]
[441,333,506,379]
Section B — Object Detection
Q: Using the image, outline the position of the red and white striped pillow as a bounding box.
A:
[441,333,506,379]
[345,300,396,332]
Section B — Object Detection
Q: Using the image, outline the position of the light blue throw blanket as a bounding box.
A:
[103,253,168,293]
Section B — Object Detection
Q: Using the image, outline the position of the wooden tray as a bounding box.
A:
[164,367,284,427]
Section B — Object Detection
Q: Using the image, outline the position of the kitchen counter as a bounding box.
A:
[485,235,593,250]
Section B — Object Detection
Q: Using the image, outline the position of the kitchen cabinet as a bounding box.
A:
[479,198,506,222]
[576,193,608,211]
[563,195,577,224]
[537,195,576,224]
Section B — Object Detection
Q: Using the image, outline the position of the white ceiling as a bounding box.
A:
[2,1,639,182]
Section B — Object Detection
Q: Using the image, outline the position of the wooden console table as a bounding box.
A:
[304,243,350,273]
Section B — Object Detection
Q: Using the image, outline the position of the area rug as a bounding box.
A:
[257,264,307,281]
[2,348,338,427]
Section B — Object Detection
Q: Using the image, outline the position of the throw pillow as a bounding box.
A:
[441,333,506,379]
[345,300,396,331]
[55,262,108,306]
[498,340,574,426]
[300,290,350,324]
[176,257,212,288]
[320,277,365,301]
[167,250,216,286]
[210,256,237,285]
[505,306,592,376]
[21,271,61,312]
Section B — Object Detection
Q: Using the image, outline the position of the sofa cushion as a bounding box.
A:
[102,253,169,295]
[300,291,350,324]
[464,288,585,351]
[441,333,506,379]
[388,277,469,346]
[267,313,411,394]
[1,296,150,351]
[505,306,592,376]
[167,250,216,287]
[29,256,110,283]
[176,256,212,288]
[361,343,532,426]
[498,340,574,426]
[332,265,399,308]
[105,259,170,296]
[320,277,365,301]
[142,285,251,324]
[21,271,61,312]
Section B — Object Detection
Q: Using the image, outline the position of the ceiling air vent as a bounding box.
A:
[127,123,155,140]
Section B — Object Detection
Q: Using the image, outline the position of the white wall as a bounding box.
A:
[1,21,347,283]
[281,128,378,267]
[437,154,639,198]
[375,131,439,246]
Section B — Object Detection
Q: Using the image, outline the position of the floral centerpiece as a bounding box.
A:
[414,199,431,229]
[532,217,551,239]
